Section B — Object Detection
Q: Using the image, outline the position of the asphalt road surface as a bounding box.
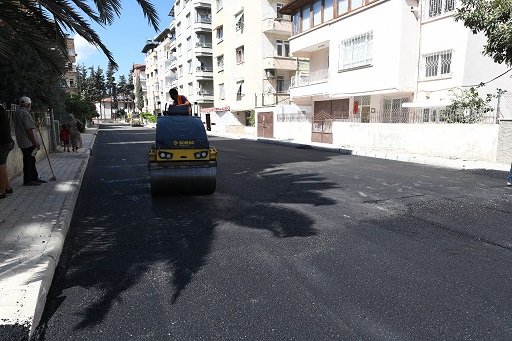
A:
[34,123,512,340]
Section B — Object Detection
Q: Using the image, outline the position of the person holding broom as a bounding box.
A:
[13,96,46,186]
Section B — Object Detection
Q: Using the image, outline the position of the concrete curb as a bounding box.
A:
[29,131,97,337]
[208,132,510,173]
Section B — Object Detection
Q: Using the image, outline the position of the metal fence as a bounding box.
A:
[323,108,498,124]
[6,107,53,129]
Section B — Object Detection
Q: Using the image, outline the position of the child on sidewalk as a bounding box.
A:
[60,124,70,152]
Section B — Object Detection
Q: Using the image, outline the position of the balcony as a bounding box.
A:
[291,69,329,87]
[193,0,211,8]
[196,89,214,102]
[263,56,297,71]
[262,17,292,35]
[195,42,213,55]
[194,16,212,32]
[195,66,214,79]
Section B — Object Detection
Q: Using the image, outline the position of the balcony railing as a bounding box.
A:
[196,17,211,24]
[196,42,212,48]
[198,89,214,96]
[291,69,329,87]
[196,66,213,72]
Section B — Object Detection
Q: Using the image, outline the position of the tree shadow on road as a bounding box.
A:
[36,134,342,336]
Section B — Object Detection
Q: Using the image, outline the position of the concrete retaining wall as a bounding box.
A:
[6,127,51,181]
[497,119,512,164]
[332,122,499,162]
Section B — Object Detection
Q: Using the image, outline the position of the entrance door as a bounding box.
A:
[312,100,334,144]
[257,112,274,138]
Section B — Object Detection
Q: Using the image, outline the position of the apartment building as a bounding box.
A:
[279,0,510,142]
[168,0,214,114]
[205,0,295,131]
[64,34,78,94]
[131,63,147,112]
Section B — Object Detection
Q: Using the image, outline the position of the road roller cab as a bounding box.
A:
[148,111,217,195]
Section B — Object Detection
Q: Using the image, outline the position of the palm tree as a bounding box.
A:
[0,0,159,73]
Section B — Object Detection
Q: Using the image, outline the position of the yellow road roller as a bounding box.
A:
[148,107,217,195]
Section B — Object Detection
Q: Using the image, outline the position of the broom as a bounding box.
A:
[36,125,57,181]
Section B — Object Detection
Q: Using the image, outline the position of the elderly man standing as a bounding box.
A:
[13,96,46,186]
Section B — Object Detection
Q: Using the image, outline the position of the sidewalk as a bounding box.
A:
[0,128,98,340]
[209,131,511,172]
[0,125,509,340]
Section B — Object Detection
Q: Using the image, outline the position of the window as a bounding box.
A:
[186,13,191,27]
[276,3,290,20]
[338,0,348,15]
[236,46,244,64]
[301,6,310,31]
[324,0,334,21]
[313,0,322,26]
[187,37,191,50]
[216,0,223,11]
[293,12,300,34]
[276,75,285,93]
[339,31,373,71]
[216,26,224,42]
[219,83,225,99]
[423,50,452,78]
[352,0,364,10]
[427,0,456,18]
[276,40,290,57]
[188,60,192,74]
[236,14,244,32]
[178,43,182,57]
[236,81,244,101]
[217,55,224,71]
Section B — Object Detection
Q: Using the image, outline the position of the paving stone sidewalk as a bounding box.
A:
[0,128,98,340]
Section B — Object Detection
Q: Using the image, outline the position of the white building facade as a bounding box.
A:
[279,0,511,143]
[202,0,294,133]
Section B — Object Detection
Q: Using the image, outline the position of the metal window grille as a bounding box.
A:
[440,51,452,74]
[423,50,452,78]
[427,0,456,18]
[339,31,373,70]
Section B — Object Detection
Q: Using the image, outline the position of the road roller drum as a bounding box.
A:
[148,113,217,195]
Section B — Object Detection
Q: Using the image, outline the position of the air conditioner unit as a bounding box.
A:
[266,69,276,79]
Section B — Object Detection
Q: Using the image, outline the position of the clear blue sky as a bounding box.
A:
[74,1,175,79]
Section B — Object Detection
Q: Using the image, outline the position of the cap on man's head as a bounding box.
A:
[19,96,32,104]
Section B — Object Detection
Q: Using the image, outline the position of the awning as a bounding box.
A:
[402,100,451,108]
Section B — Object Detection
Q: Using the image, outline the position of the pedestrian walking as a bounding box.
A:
[0,104,14,198]
[66,114,83,152]
[60,123,70,152]
[13,96,46,186]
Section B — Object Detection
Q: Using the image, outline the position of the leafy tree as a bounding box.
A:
[127,73,135,100]
[65,94,97,123]
[85,66,106,103]
[0,1,159,72]
[455,0,512,65]
[442,86,495,123]
[135,74,145,112]
[76,64,88,95]
[0,43,66,112]
[106,61,116,98]
[117,75,130,99]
